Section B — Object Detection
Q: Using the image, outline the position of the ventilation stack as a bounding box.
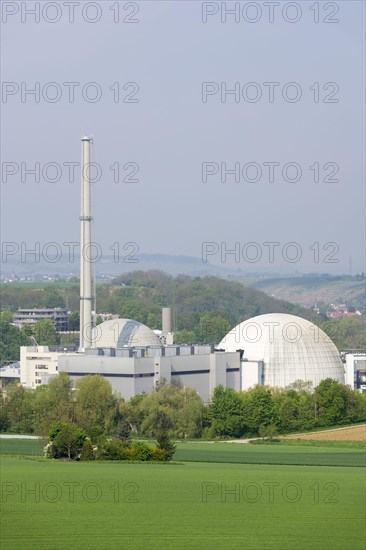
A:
[162,307,174,345]
[79,136,93,351]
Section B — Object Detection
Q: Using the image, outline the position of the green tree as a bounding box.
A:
[43,288,65,308]
[198,312,232,344]
[138,383,203,439]
[314,378,347,426]
[68,311,80,331]
[34,319,59,345]
[208,385,244,437]
[1,384,35,433]
[0,321,29,361]
[75,375,117,435]
[0,311,13,323]
[34,373,74,436]
[156,431,176,460]
[80,439,94,461]
[176,387,203,438]
[50,422,87,460]
[241,387,275,434]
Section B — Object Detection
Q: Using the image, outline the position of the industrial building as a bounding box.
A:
[13,308,70,331]
[218,313,346,389]
[343,350,366,393]
[20,345,76,388]
[59,343,239,403]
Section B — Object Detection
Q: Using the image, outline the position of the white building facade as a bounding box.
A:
[20,346,73,388]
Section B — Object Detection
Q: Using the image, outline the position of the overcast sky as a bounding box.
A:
[1,1,365,274]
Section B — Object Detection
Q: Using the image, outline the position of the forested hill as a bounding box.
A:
[1,271,365,348]
[107,271,319,342]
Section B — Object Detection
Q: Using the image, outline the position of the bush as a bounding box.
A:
[129,441,153,461]
[259,423,278,441]
[151,447,169,461]
[99,439,131,460]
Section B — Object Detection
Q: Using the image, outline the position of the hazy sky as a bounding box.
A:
[1,1,365,274]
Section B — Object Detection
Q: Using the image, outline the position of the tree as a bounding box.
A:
[0,321,29,361]
[68,311,80,331]
[156,431,176,460]
[34,319,59,345]
[0,311,13,323]
[43,288,65,308]
[138,383,203,439]
[50,422,87,460]
[314,378,347,426]
[286,380,313,394]
[80,439,94,461]
[75,375,117,435]
[241,387,275,434]
[208,385,245,437]
[198,312,232,344]
[34,372,74,436]
[176,387,203,439]
[1,383,35,433]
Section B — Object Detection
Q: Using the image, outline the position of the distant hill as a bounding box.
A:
[1,270,364,348]
[104,271,321,343]
[235,274,365,314]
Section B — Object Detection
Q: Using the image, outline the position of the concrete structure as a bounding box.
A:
[79,136,93,350]
[20,345,76,388]
[160,307,174,345]
[13,308,69,331]
[92,319,161,348]
[59,345,240,402]
[219,313,345,389]
[343,350,366,393]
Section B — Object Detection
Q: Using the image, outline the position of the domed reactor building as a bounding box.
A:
[92,319,161,348]
[218,313,345,390]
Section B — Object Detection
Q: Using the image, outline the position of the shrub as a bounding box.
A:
[129,441,153,461]
[259,423,278,441]
[99,439,131,460]
[151,447,169,461]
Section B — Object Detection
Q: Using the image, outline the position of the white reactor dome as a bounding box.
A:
[218,313,345,388]
[92,318,161,348]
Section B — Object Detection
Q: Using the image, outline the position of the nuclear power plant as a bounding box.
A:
[18,136,366,399]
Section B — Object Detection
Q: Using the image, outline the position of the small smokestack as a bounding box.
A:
[79,136,93,350]
[162,307,172,335]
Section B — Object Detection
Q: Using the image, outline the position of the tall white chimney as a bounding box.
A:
[79,136,93,350]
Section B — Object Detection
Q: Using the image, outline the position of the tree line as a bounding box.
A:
[1,375,365,442]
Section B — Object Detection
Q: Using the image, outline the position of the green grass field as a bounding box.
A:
[1,439,365,550]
